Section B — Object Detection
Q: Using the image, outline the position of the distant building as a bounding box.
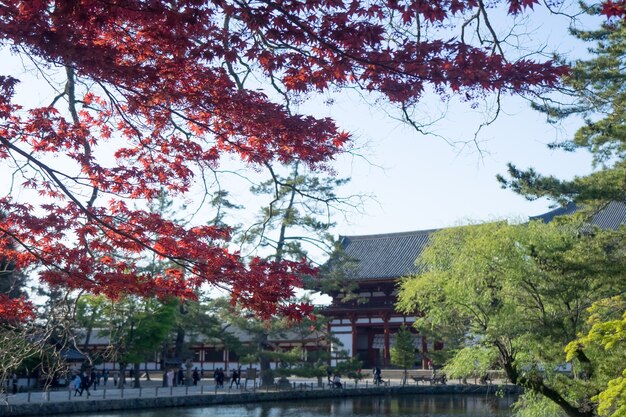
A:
[322,201,626,369]
[75,326,326,373]
[322,229,437,369]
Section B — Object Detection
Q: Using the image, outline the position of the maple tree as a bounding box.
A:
[0,0,568,325]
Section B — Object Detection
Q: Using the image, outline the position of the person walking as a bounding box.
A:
[80,372,91,397]
[177,368,185,386]
[90,369,97,391]
[72,373,82,397]
[373,367,383,385]
[192,368,200,386]
[229,368,239,389]
[166,369,175,387]
[333,373,343,389]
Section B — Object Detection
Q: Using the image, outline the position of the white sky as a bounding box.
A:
[299,4,597,238]
[315,89,591,237]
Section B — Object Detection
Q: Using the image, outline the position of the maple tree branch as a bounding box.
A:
[254,0,508,91]
[95,81,143,139]
[0,136,200,277]
[50,91,66,107]
[400,104,453,145]
[65,67,99,209]
[270,73,291,115]
[477,0,506,58]
[223,15,245,90]
[0,225,96,287]
[461,11,481,45]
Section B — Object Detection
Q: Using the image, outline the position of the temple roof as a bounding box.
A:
[530,201,626,230]
[338,201,626,282]
[338,229,435,281]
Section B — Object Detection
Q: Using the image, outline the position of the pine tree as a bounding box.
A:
[390,325,417,386]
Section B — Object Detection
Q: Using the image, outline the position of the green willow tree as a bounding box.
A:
[497,9,626,417]
[397,220,626,417]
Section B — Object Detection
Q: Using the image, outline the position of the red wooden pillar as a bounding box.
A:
[383,317,390,366]
[351,321,357,359]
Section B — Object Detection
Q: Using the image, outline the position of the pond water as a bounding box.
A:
[58,394,516,417]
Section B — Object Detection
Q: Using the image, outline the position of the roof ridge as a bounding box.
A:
[341,228,439,240]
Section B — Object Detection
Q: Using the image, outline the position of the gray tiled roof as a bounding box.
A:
[339,229,435,281]
[530,201,626,230]
[339,201,626,282]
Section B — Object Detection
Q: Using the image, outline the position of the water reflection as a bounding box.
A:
[57,394,514,417]
[332,395,514,416]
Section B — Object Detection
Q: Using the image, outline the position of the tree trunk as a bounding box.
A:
[259,333,274,387]
[133,363,141,388]
[118,363,127,389]
[185,359,192,387]
[144,360,151,381]
[497,344,594,417]
[274,165,299,262]
[174,327,185,360]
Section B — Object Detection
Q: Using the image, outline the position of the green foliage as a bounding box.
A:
[443,346,498,381]
[334,355,364,383]
[513,391,567,417]
[565,296,626,417]
[78,295,177,366]
[397,220,626,417]
[315,242,364,304]
[206,296,332,385]
[496,11,626,417]
[239,161,351,263]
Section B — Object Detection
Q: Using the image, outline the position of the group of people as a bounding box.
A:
[70,370,101,397]
[69,369,117,395]
[211,368,242,388]
[326,368,343,389]
[212,368,225,388]
[164,367,240,388]
[165,368,186,387]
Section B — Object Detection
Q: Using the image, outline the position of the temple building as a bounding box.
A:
[322,201,626,369]
[322,229,437,369]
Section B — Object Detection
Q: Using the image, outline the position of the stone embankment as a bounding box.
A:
[0,383,520,417]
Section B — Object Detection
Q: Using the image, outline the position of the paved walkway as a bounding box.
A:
[2,376,479,406]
